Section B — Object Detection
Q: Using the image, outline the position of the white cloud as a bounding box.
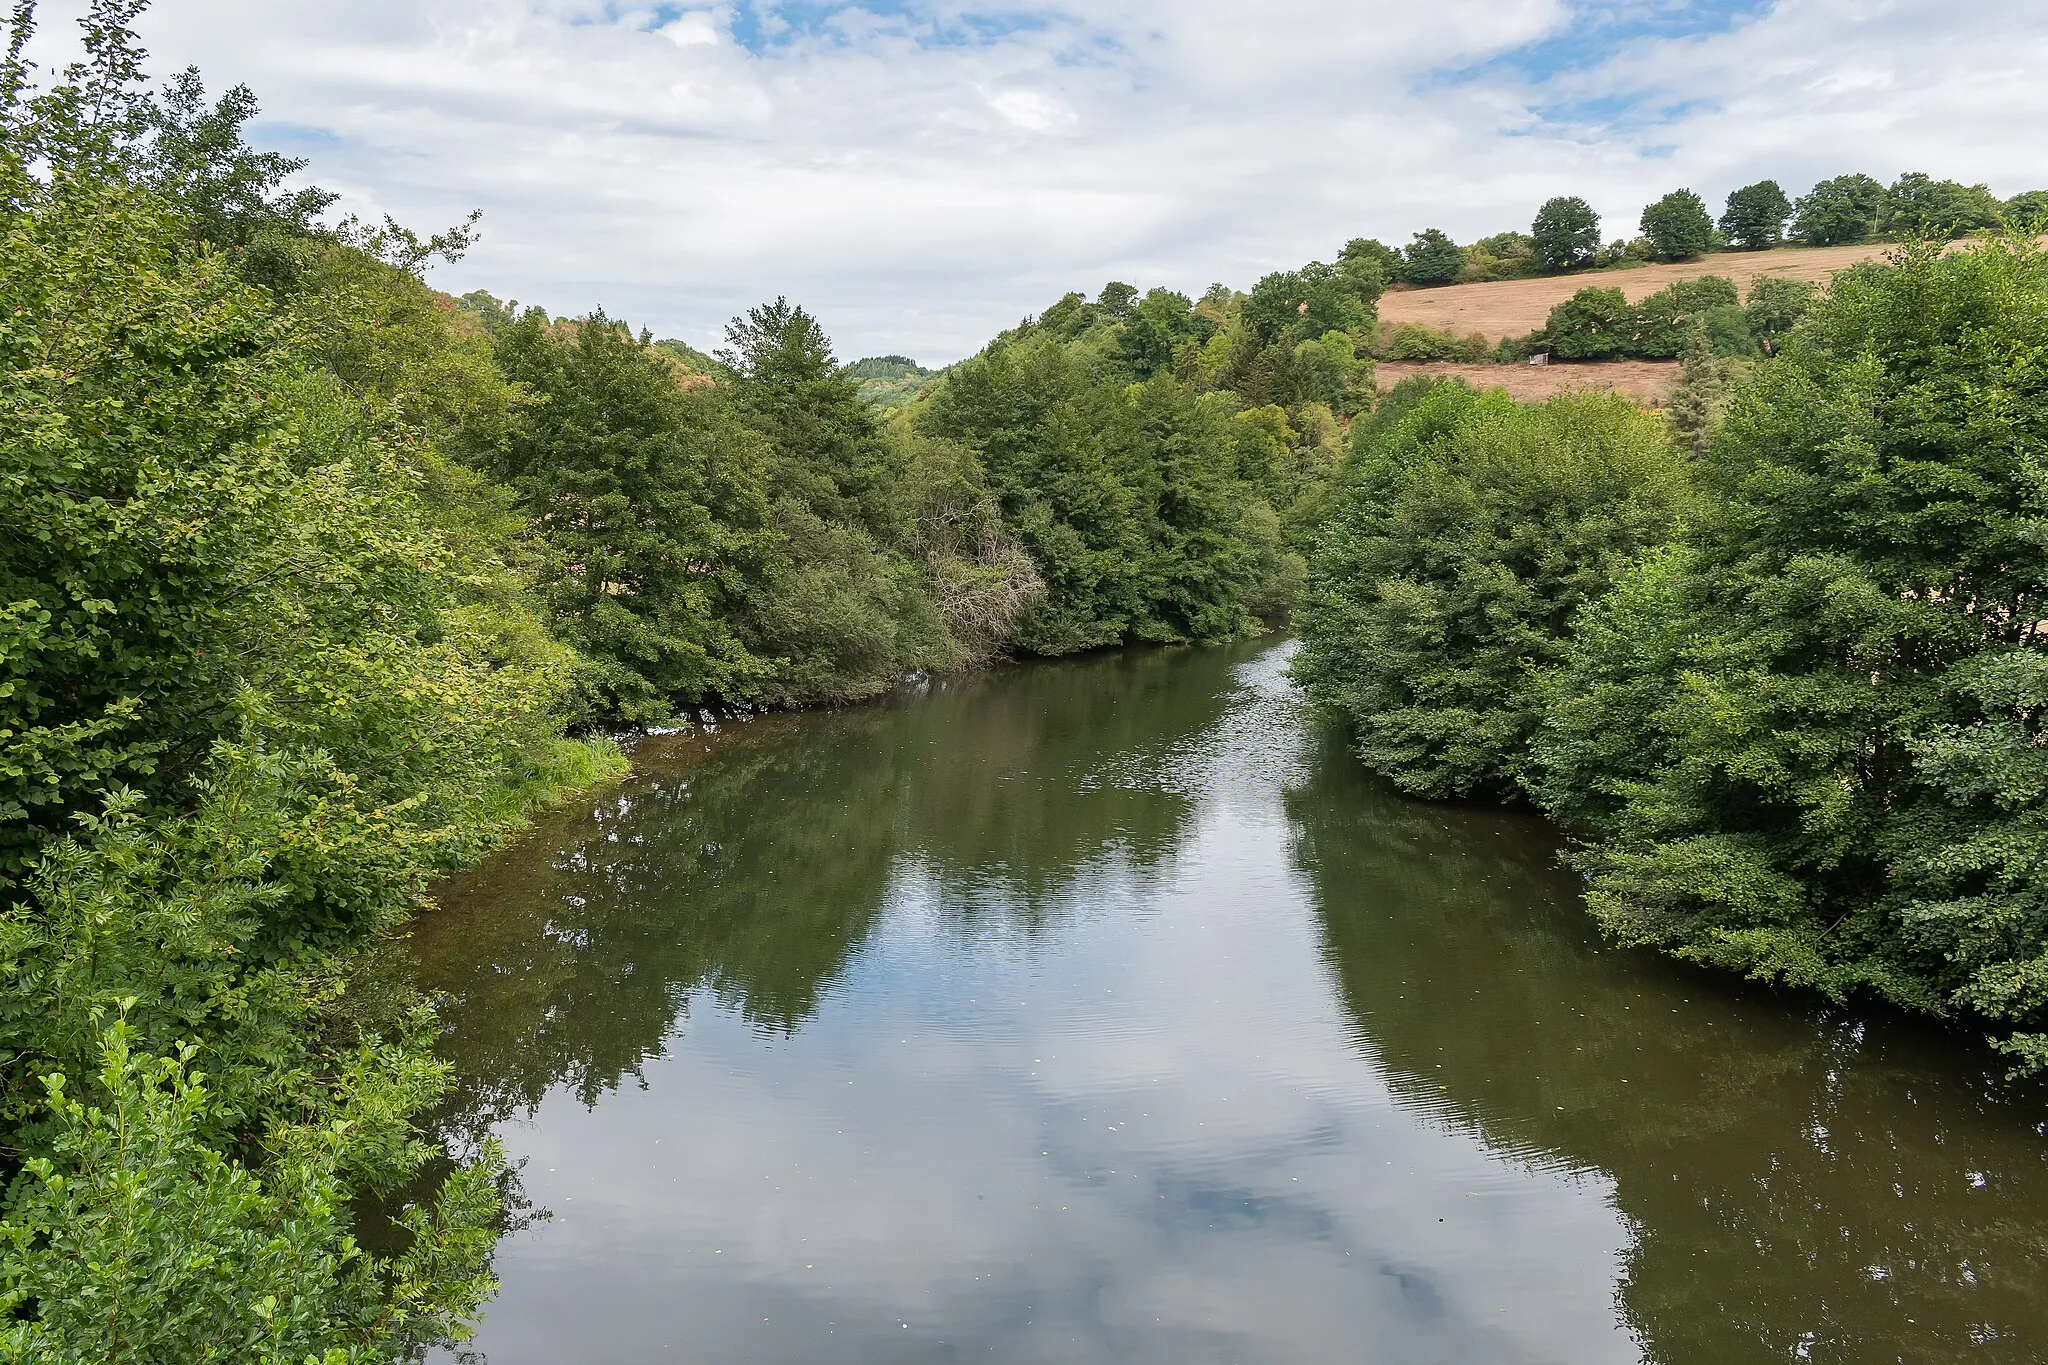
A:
[658,9,722,46]
[31,0,2048,361]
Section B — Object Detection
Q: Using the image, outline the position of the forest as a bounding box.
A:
[2,1,2044,1360]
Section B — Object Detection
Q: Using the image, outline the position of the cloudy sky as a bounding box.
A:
[37,0,2048,362]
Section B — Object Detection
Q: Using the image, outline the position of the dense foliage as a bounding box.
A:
[6,10,1401,1347]
[1879,172,2007,239]
[1532,237,2048,1068]
[1791,173,1885,245]
[1541,274,1814,361]
[1399,228,1465,285]
[0,5,622,1359]
[1299,231,2048,1071]
[1293,381,1690,800]
[10,3,2048,1351]
[1531,196,1602,271]
[1640,189,1717,262]
[1720,179,1791,250]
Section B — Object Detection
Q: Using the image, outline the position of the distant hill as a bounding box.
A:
[654,338,720,374]
[846,355,937,413]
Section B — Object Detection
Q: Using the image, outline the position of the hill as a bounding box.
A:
[847,354,937,412]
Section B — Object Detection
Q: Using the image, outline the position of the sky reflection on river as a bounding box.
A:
[413,639,2048,1364]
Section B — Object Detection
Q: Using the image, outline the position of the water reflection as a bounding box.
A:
[1288,729,2048,1363]
[416,646,1227,1125]
[411,640,2048,1365]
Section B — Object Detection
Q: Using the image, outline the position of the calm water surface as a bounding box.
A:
[413,639,2048,1364]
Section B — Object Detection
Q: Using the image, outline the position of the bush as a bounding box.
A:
[1294,382,1690,800]
[1640,190,1716,261]
[1380,323,1490,362]
[1544,286,1635,359]
[1631,275,1741,358]
[0,1023,504,1365]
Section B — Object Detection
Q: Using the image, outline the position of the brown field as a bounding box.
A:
[1375,358,1680,404]
[1376,242,1899,342]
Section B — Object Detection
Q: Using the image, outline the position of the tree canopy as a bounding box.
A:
[1720,179,1791,250]
[1790,173,1884,245]
[1295,381,1690,800]
[1399,228,1465,285]
[1531,195,1601,271]
[1533,238,2048,1069]
[1640,189,1716,261]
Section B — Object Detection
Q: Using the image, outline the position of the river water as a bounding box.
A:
[411,638,2048,1364]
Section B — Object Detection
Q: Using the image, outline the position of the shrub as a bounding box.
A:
[1544,286,1636,359]
[1381,323,1489,362]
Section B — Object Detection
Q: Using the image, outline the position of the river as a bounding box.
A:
[409,638,2048,1364]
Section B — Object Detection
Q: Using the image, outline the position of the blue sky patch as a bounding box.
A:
[717,2,1052,54]
[1483,0,1776,83]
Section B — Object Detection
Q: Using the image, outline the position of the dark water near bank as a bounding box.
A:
[413,639,2048,1365]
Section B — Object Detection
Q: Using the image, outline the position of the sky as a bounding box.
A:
[28,0,2048,362]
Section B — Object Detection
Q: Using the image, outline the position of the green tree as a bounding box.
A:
[918,339,1262,653]
[1719,179,1791,249]
[1399,228,1464,285]
[1338,236,1401,290]
[1743,274,1817,355]
[1531,195,1601,271]
[1789,173,1883,245]
[2006,190,2048,228]
[485,310,777,719]
[1664,324,1723,457]
[1294,382,1690,800]
[0,11,611,1361]
[1533,238,2048,1067]
[1640,190,1716,261]
[1879,172,2005,239]
[1631,275,1742,358]
[1543,285,1635,359]
[1096,280,1139,319]
[720,297,907,540]
[1241,261,1376,347]
[1117,287,1217,380]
